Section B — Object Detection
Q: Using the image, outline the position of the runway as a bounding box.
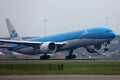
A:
[0,75,120,80]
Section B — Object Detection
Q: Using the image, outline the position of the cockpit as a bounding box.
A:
[105,29,116,39]
[106,30,113,32]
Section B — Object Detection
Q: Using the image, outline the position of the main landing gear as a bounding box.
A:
[104,48,109,51]
[104,42,109,51]
[66,50,76,60]
[40,53,50,60]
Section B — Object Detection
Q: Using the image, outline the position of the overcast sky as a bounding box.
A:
[0,0,120,37]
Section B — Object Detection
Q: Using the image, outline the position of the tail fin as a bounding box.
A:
[5,18,22,40]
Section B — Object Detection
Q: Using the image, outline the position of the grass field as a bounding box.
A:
[0,60,120,75]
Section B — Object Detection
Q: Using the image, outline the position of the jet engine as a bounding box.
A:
[86,44,105,53]
[40,42,57,53]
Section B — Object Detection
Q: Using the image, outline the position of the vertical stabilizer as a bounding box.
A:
[5,18,22,40]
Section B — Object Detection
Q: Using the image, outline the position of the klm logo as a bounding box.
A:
[82,30,88,35]
[10,30,18,38]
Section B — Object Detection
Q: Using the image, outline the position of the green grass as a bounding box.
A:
[0,60,120,75]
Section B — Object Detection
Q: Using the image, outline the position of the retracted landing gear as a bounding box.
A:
[66,50,76,60]
[40,53,50,60]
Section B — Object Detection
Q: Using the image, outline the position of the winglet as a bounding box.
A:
[5,18,22,40]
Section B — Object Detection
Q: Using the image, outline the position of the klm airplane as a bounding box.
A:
[0,18,116,59]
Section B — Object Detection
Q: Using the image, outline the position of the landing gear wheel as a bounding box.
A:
[40,54,50,60]
[66,54,76,60]
[104,48,109,51]
[66,50,76,60]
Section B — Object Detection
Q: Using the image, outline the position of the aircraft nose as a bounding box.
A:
[110,32,116,38]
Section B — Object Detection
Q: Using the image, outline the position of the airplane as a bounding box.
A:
[0,18,116,60]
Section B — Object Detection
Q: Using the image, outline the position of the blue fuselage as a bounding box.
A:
[13,27,116,55]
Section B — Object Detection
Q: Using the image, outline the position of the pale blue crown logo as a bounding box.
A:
[10,30,18,38]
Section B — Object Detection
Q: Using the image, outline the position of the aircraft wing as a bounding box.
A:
[0,39,66,48]
[0,39,42,46]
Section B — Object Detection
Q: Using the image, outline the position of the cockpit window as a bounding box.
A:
[106,30,113,32]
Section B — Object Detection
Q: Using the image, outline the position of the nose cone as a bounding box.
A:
[110,32,116,38]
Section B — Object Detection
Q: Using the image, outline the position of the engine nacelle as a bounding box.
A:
[40,42,57,53]
[86,44,105,53]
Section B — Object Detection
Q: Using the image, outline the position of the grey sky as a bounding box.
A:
[0,0,120,37]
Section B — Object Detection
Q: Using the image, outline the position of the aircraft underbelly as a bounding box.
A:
[59,38,109,50]
[14,38,109,54]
